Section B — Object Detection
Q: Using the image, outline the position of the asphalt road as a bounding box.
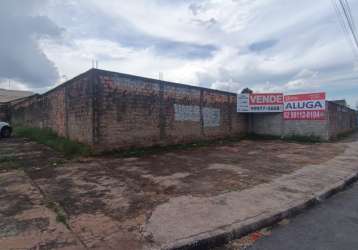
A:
[248,182,358,250]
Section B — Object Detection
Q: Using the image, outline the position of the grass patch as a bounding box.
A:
[246,133,282,141]
[101,135,246,158]
[0,156,22,170]
[335,129,358,141]
[282,134,323,143]
[14,127,92,158]
[247,133,322,143]
[46,201,68,227]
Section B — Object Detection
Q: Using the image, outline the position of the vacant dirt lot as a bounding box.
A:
[0,136,348,249]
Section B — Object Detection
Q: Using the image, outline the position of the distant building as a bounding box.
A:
[331,99,347,107]
[241,88,253,94]
[0,88,33,103]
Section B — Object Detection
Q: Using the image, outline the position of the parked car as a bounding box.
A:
[0,121,12,138]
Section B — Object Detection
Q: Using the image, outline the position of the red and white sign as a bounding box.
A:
[284,92,326,120]
[237,93,283,113]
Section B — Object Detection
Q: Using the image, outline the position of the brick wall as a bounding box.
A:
[327,102,357,138]
[283,119,329,140]
[11,68,354,149]
[95,71,162,149]
[10,69,247,150]
[249,101,356,140]
[250,113,283,136]
[0,103,10,122]
[11,70,94,145]
[250,113,329,139]
[94,70,247,151]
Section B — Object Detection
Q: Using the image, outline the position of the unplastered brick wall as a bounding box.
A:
[11,70,95,145]
[327,102,357,138]
[10,69,247,151]
[0,103,10,121]
[94,70,247,151]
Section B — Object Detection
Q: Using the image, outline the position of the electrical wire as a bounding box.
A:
[331,0,358,59]
[339,0,358,49]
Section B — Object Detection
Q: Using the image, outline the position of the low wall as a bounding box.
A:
[250,101,356,140]
[0,103,10,122]
[283,119,328,140]
[10,69,248,151]
[250,113,283,136]
[11,70,95,145]
[94,70,247,150]
[327,102,357,138]
[9,68,356,148]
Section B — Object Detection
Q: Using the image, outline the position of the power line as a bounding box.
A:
[343,0,357,33]
[339,0,358,48]
[332,0,358,59]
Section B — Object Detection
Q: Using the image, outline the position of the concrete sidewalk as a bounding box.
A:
[144,140,358,249]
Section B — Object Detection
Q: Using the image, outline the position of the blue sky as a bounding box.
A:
[0,0,358,108]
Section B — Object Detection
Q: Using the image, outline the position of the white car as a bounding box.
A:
[0,122,12,138]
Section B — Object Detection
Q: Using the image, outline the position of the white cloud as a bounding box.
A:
[4,0,358,106]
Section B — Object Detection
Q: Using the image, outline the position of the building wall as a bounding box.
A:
[249,113,329,139]
[283,119,328,140]
[94,70,247,151]
[11,70,94,145]
[327,102,357,138]
[10,69,247,151]
[95,72,162,149]
[250,101,356,140]
[0,103,10,122]
[9,68,356,150]
[250,113,283,136]
[0,88,33,102]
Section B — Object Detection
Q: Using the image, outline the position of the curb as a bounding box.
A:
[167,172,358,250]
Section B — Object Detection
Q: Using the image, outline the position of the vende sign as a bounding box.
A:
[284,92,326,120]
[237,93,283,113]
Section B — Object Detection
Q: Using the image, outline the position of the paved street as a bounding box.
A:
[247,182,358,250]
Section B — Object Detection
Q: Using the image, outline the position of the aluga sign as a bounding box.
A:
[284,92,326,120]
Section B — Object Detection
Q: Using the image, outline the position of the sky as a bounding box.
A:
[0,0,357,108]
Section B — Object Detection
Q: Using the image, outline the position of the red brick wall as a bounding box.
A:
[10,69,248,150]
[94,70,247,151]
[328,102,357,138]
[162,84,202,144]
[95,73,161,149]
[0,103,10,122]
[65,74,94,144]
[11,70,94,145]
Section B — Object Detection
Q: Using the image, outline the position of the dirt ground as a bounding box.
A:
[0,136,348,249]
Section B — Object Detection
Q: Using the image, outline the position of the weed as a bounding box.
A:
[335,129,358,141]
[14,127,92,158]
[282,134,322,143]
[247,133,322,143]
[0,156,21,170]
[0,156,17,163]
[246,133,281,141]
[46,201,68,227]
[101,135,246,158]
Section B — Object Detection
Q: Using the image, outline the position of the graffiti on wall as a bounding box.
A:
[174,104,220,127]
[174,104,200,122]
[203,107,220,127]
